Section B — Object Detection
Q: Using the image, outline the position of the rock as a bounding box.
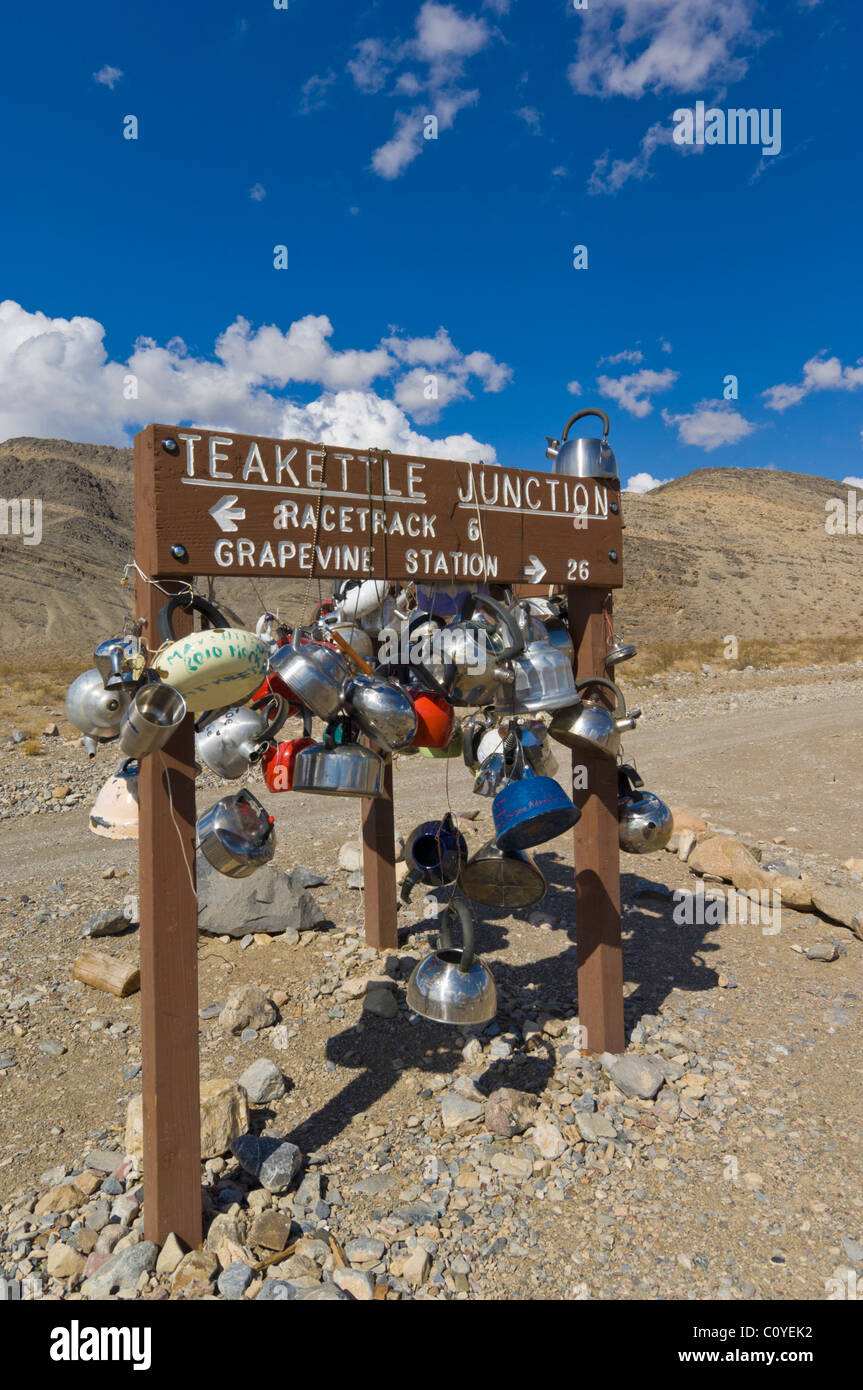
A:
[82,908,128,939]
[83,1148,122,1173]
[218,1261,254,1299]
[688,836,771,890]
[575,1111,618,1143]
[333,1266,375,1300]
[299,1282,350,1301]
[441,1093,484,1129]
[122,893,139,924]
[249,1209,291,1252]
[346,1237,386,1265]
[347,869,364,890]
[291,867,327,889]
[47,1241,86,1279]
[256,1279,300,1300]
[841,859,863,877]
[231,1135,303,1193]
[670,807,708,835]
[126,1078,249,1162]
[38,1039,67,1057]
[841,1236,863,1265]
[219,984,277,1034]
[80,1241,159,1298]
[239,1058,285,1104]
[172,1249,219,1295]
[363,986,398,1019]
[156,1232,187,1275]
[677,829,697,862]
[52,784,71,799]
[823,1007,854,1027]
[34,1183,83,1217]
[762,859,801,878]
[403,1248,430,1287]
[600,1052,665,1100]
[338,842,363,871]
[811,884,863,938]
[44,722,59,736]
[485,1087,538,1138]
[806,943,839,962]
[539,1013,567,1038]
[197,853,326,937]
[490,1152,533,1179]
[462,1037,484,1068]
[529,1121,567,1160]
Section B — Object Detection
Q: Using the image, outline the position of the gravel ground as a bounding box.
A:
[0,662,861,1301]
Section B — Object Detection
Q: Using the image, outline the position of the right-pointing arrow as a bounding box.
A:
[523,554,547,584]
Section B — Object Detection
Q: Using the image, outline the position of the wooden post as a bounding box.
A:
[567,587,625,1056]
[135,440,203,1249]
[361,754,399,950]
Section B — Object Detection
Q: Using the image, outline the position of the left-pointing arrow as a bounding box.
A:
[209,495,246,533]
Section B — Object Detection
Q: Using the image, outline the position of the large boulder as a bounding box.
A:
[811,884,863,938]
[197,854,327,938]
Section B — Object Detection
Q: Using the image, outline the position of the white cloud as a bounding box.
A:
[569,0,760,100]
[249,183,266,202]
[588,120,675,195]
[566,380,582,396]
[0,300,502,461]
[384,329,512,420]
[515,106,541,133]
[551,165,568,178]
[349,3,493,179]
[300,71,337,114]
[625,473,665,493]
[481,0,511,12]
[843,475,863,488]
[763,353,863,412]
[598,367,678,418]
[598,348,643,367]
[658,337,673,354]
[662,400,755,450]
[93,65,123,89]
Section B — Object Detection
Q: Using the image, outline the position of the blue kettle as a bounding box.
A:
[492,737,580,852]
[403,811,468,892]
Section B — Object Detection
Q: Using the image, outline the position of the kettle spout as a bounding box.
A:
[83,735,99,759]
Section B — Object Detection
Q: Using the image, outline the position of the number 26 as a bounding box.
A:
[568,558,590,580]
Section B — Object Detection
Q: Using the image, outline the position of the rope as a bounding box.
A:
[301,443,328,622]
[157,750,198,898]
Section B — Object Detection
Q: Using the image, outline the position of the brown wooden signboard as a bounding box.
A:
[137,424,623,589]
[132,419,626,1251]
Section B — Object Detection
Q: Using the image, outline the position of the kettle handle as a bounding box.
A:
[251,693,289,740]
[574,675,627,718]
[562,408,610,441]
[461,594,525,661]
[438,899,476,973]
[157,593,230,643]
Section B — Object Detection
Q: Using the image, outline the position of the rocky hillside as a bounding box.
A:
[1,439,861,661]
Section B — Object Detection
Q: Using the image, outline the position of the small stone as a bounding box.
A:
[484,1088,538,1138]
[575,1112,617,1143]
[80,1241,159,1298]
[346,1237,386,1265]
[218,984,277,1035]
[239,1058,285,1103]
[38,1039,67,1057]
[82,908,128,939]
[47,1242,86,1279]
[231,1135,303,1194]
[52,784,71,799]
[34,1184,83,1217]
[363,986,398,1019]
[333,1266,375,1300]
[156,1233,186,1275]
[249,1210,291,1252]
[126,1077,249,1161]
[338,842,363,872]
[600,1052,666,1100]
[823,1007,853,1027]
[172,1249,220,1295]
[841,1236,863,1265]
[806,943,839,962]
[256,1279,300,1301]
[440,1094,483,1129]
[403,1248,430,1287]
[44,722,59,736]
[218,1261,254,1298]
[291,867,327,889]
[811,884,863,936]
[677,829,697,862]
[529,1121,567,1160]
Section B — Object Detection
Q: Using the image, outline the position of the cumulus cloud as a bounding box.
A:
[383,328,512,421]
[566,380,582,396]
[515,106,541,133]
[598,348,643,367]
[658,337,673,354]
[249,183,266,202]
[300,71,337,114]
[598,367,678,418]
[0,300,503,461]
[762,353,863,411]
[624,473,665,493]
[662,400,756,450]
[588,120,677,195]
[349,3,493,179]
[569,0,760,100]
[93,65,123,89]
[843,475,863,488]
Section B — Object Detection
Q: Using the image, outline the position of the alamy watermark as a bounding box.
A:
[0,497,42,545]
[825,489,863,535]
[673,883,782,935]
[673,102,782,157]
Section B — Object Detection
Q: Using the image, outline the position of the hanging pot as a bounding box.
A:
[521,597,574,663]
[492,738,580,851]
[618,764,673,854]
[334,578,390,621]
[66,668,132,740]
[249,670,302,717]
[495,603,581,715]
[154,594,270,713]
[461,709,496,770]
[458,840,547,910]
[292,719,385,798]
[197,789,276,878]
[404,811,468,889]
[89,759,139,840]
[477,721,557,777]
[548,677,640,758]
[406,899,497,1025]
[411,596,523,707]
[195,694,288,780]
[260,709,315,792]
[341,672,417,752]
[118,680,187,758]
[544,408,618,480]
[418,727,463,759]
[269,625,351,722]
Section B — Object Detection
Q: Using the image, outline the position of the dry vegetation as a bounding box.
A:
[625,634,863,677]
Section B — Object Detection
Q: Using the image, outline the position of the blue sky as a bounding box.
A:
[1,0,862,490]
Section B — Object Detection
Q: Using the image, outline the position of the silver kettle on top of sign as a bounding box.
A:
[545,408,618,481]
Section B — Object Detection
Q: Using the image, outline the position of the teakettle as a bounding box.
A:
[155,594,270,712]
[412,595,523,707]
[93,632,143,691]
[403,812,468,892]
[292,719,385,798]
[66,668,132,741]
[89,759,139,840]
[545,408,618,480]
[269,625,351,722]
[618,764,673,854]
[548,677,640,758]
[494,603,581,715]
[197,789,276,878]
[196,695,287,780]
[341,672,417,752]
[491,736,581,851]
[406,899,497,1025]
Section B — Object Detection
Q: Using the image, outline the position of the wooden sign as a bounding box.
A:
[136,424,623,587]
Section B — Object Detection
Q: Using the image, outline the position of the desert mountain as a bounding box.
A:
[1,438,861,661]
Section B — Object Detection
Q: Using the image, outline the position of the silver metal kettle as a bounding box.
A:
[548,676,640,758]
[406,899,497,1025]
[66,668,132,741]
[197,789,276,877]
[545,408,617,480]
